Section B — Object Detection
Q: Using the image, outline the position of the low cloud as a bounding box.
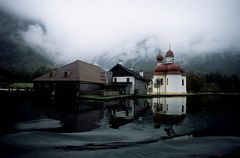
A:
[0,0,240,63]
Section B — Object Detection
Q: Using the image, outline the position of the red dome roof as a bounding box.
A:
[156,53,163,62]
[154,64,167,75]
[165,49,174,57]
[167,64,183,74]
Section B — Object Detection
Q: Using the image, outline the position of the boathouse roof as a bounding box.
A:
[33,60,106,84]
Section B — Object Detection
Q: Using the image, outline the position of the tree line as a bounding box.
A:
[0,66,51,87]
[1,67,240,93]
[187,72,240,93]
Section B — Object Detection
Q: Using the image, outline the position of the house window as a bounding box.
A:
[126,78,130,82]
[160,79,163,85]
[114,78,117,82]
[155,79,161,87]
[182,79,184,86]
[64,71,68,77]
[166,78,168,85]
[182,105,184,112]
[44,84,50,88]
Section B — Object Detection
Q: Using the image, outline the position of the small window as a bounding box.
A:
[155,79,161,87]
[182,79,184,86]
[64,71,68,77]
[166,78,168,85]
[182,105,184,112]
[114,78,117,82]
[126,78,130,82]
[44,84,49,88]
[160,79,163,85]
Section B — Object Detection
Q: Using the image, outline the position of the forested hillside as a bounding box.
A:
[0,10,54,81]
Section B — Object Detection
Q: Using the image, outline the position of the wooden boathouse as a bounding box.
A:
[33,60,106,98]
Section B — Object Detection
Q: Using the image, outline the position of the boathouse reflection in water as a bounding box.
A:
[42,99,149,132]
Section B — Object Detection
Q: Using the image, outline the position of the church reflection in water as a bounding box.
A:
[42,97,186,133]
[149,97,187,136]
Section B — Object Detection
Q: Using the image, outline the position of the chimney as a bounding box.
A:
[139,70,144,77]
[105,71,113,84]
[118,60,123,65]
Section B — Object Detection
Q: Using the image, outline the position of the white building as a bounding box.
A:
[150,49,187,94]
[109,64,147,95]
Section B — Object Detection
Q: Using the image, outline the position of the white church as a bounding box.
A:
[149,49,187,94]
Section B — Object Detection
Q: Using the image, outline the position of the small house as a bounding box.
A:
[107,63,147,95]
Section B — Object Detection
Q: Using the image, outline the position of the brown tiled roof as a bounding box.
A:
[33,60,106,84]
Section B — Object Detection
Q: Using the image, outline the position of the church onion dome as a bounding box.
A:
[167,64,183,74]
[156,53,163,62]
[154,64,168,75]
[165,49,174,57]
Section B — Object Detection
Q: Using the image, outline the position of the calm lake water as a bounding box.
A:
[0,94,240,158]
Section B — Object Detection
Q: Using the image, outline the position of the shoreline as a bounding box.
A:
[78,92,240,100]
[0,89,239,100]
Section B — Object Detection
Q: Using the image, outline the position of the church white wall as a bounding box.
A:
[113,76,135,94]
[182,76,187,93]
[152,75,166,94]
[166,74,182,93]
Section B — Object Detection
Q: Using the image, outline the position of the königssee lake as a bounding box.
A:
[0,94,240,158]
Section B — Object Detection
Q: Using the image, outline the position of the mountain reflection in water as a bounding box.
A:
[0,95,240,158]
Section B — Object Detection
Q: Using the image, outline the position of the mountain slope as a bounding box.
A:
[0,10,53,73]
[93,45,240,75]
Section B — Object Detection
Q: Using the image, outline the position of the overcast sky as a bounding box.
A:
[0,0,240,63]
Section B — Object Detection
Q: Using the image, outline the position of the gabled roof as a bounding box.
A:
[109,64,147,82]
[33,60,106,84]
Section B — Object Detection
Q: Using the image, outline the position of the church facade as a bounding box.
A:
[150,49,187,94]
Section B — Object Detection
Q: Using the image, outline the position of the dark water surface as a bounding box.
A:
[0,94,240,158]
